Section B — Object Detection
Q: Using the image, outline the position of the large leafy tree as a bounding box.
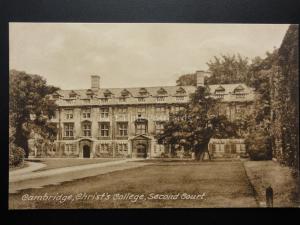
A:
[175,54,251,86]
[156,86,238,160]
[9,70,59,157]
[206,54,251,85]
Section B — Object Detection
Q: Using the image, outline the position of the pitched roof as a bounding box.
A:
[56,85,197,99]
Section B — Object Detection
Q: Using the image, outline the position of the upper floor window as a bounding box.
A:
[137,107,146,115]
[155,122,164,134]
[100,107,109,118]
[136,123,147,135]
[118,122,128,136]
[82,122,91,137]
[64,123,74,137]
[157,97,165,102]
[64,109,73,119]
[118,107,128,114]
[176,96,184,101]
[119,97,126,102]
[82,108,91,118]
[235,94,246,99]
[138,97,145,102]
[99,122,110,137]
[101,98,108,103]
[174,106,185,113]
[65,99,75,104]
[155,106,166,113]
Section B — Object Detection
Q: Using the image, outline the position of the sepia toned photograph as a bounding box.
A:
[8,23,299,209]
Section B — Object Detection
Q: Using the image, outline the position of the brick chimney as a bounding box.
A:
[91,75,100,91]
[196,70,211,87]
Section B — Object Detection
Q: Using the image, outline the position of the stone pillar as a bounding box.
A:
[128,140,132,157]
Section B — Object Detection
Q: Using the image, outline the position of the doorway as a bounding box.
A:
[83,145,90,158]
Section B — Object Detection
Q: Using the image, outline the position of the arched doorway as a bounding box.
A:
[83,145,90,158]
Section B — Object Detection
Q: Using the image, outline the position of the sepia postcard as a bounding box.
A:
[8,23,299,209]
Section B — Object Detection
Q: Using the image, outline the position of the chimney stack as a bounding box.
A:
[91,75,100,91]
[196,70,211,87]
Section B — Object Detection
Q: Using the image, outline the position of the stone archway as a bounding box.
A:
[79,139,93,158]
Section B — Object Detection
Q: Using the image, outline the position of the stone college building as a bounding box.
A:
[30,71,255,159]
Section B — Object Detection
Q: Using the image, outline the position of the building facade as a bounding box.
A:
[29,71,255,158]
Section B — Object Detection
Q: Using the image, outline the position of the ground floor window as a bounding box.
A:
[117,143,128,153]
[99,143,110,153]
[65,143,76,155]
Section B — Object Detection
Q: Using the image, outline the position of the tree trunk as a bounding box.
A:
[14,123,29,158]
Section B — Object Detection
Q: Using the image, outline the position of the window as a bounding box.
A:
[118,107,128,114]
[119,97,126,102]
[136,123,147,135]
[65,144,76,155]
[101,98,108,103]
[176,96,184,101]
[235,94,246,99]
[100,107,109,118]
[65,99,75,104]
[157,97,165,102]
[100,143,109,153]
[82,122,91,137]
[155,106,166,113]
[155,122,164,134]
[64,110,73,119]
[64,123,74,137]
[174,106,185,112]
[137,107,146,114]
[118,122,128,136]
[99,122,110,137]
[138,97,145,102]
[82,108,91,118]
[117,143,128,153]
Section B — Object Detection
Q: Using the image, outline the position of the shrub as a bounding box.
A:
[9,145,25,167]
[245,130,272,160]
[160,152,169,158]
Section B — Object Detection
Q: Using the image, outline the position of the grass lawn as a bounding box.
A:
[9,161,257,208]
[27,158,122,172]
[243,160,300,207]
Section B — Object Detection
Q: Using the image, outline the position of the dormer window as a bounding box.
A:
[215,85,225,98]
[104,89,112,98]
[121,89,130,97]
[233,85,245,94]
[52,92,62,99]
[157,88,167,96]
[86,89,94,99]
[176,87,186,95]
[69,91,77,98]
[215,85,225,94]
[138,88,148,96]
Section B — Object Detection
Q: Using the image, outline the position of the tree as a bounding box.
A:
[206,54,251,84]
[156,86,238,160]
[9,70,59,158]
[176,73,196,86]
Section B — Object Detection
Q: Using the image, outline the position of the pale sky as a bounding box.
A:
[9,23,289,89]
